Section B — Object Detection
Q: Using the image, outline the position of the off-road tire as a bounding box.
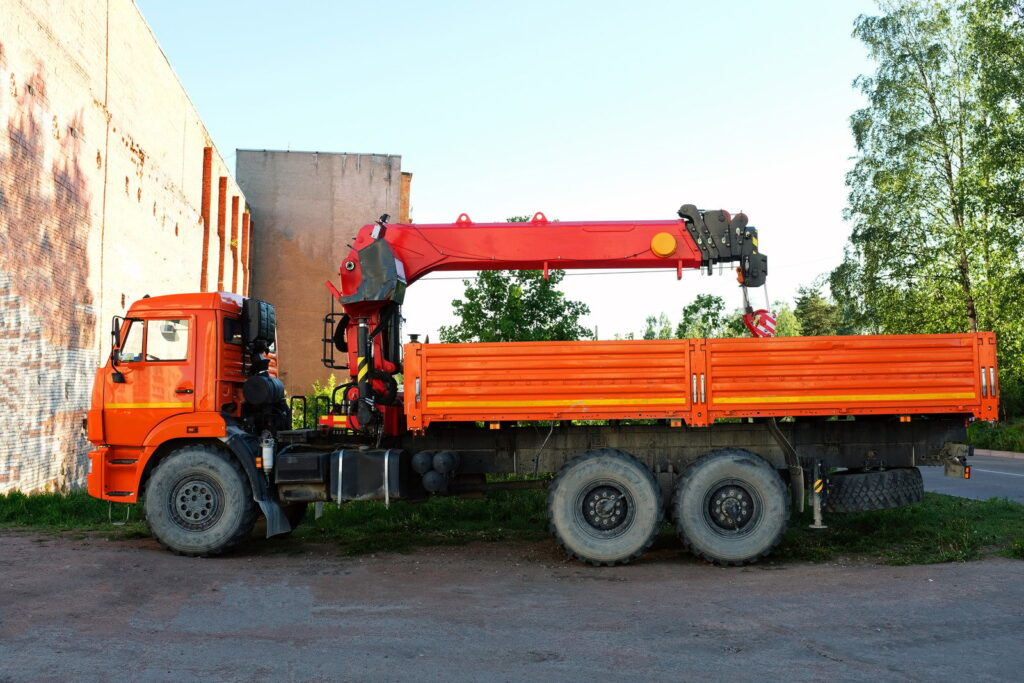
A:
[824,467,923,513]
[144,444,257,556]
[547,448,662,567]
[673,449,789,566]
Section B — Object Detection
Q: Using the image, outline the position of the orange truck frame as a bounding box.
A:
[87,204,991,566]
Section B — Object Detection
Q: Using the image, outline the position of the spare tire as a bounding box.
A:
[825,467,923,513]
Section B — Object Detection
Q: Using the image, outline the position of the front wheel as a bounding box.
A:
[144,444,257,556]
[547,448,662,566]
[672,449,789,566]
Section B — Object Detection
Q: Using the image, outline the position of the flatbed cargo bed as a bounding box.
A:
[402,333,998,429]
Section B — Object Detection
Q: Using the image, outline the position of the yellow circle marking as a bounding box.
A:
[651,232,677,258]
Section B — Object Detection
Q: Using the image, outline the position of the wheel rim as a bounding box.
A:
[169,475,224,531]
[575,481,635,539]
[702,478,762,537]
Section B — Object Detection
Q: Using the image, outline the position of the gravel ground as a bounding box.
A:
[1,531,1023,682]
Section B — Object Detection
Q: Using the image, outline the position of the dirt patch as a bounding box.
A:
[1,531,1023,681]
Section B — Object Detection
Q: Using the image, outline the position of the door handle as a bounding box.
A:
[175,387,194,394]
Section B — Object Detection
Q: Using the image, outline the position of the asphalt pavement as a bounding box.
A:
[920,453,1024,503]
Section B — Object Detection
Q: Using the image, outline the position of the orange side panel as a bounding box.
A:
[704,333,995,423]
[86,447,107,498]
[404,340,692,429]
[404,333,997,430]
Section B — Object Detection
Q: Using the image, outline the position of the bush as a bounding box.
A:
[998,379,1024,422]
[291,374,339,429]
[967,419,1024,453]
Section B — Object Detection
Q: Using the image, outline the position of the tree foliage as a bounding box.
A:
[831,0,1024,414]
[637,295,801,340]
[795,286,841,337]
[439,217,593,343]
[642,313,674,340]
[676,294,726,339]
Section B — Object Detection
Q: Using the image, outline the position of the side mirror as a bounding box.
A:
[110,316,123,366]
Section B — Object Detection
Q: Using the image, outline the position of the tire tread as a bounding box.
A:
[824,467,923,514]
[145,443,257,557]
[672,448,789,567]
[547,448,662,567]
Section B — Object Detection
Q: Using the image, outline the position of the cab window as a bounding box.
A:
[146,319,190,361]
[119,321,143,363]
[224,316,243,345]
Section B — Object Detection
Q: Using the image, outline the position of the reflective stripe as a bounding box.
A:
[713,392,976,405]
[428,397,686,409]
[105,402,192,409]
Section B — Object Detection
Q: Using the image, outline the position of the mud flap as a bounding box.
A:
[256,499,291,537]
[940,442,972,479]
[221,423,292,538]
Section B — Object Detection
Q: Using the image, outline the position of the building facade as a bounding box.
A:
[236,150,411,395]
[0,0,249,492]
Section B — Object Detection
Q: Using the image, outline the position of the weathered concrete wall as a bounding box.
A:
[237,151,404,394]
[0,0,248,492]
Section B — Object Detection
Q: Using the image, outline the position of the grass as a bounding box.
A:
[2,489,1023,565]
[282,490,551,554]
[0,490,149,539]
[775,493,1024,565]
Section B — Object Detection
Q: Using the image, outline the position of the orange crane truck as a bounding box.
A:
[85,205,993,566]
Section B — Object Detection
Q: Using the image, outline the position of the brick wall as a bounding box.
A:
[0,0,249,492]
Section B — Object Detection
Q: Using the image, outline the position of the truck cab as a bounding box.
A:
[87,292,259,502]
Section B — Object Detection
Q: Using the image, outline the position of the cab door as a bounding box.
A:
[103,316,195,446]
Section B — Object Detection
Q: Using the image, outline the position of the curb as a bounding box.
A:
[974,448,1024,461]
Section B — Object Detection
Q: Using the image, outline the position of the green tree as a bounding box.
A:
[773,303,802,338]
[794,286,840,336]
[832,0,1024,415]
[438,216,593,343]
[834,1,985,335]
[642,313,673,340]
[721,308,749,338]
[966,0,1024,225]
[675,294,726,339]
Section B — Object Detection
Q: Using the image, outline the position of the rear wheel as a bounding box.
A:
[144,444,257,556]
[547,448,662,566]
[673,449,789,566]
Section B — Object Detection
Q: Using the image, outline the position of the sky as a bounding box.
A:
[137,0,878,340]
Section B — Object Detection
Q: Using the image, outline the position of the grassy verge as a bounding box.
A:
[2,489,1022,564]
[775,493,1024,564]
[0,490,149,538]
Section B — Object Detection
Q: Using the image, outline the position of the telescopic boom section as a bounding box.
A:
[324,204,768,433]
[329,205,767,317]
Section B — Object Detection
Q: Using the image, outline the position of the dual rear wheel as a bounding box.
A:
[548,448,790,566]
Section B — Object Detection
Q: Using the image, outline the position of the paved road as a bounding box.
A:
[921,454,1024,503]
[1,532,1023,682]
